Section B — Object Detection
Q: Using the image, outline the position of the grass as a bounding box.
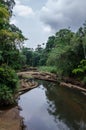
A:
[38,66,57,74]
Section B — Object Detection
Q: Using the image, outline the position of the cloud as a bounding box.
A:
[40,0,86,32]
[14,0,34,17]
[10,18,18,25]
[43,25,52,34]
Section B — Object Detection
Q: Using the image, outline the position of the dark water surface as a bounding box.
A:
[19,81,86,130]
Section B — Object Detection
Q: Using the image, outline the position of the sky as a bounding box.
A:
[10,0,86,49]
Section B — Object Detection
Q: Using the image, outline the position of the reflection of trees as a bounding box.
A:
[42,81,86,130]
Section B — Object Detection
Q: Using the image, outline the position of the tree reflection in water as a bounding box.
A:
[41,81,86,130]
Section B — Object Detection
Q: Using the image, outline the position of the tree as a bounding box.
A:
[0,0,15,14]
[22,47,33,66]
[0,65,18,106]
[0,2,26,68]
[0,0,26,105]
[46,27,85,77]
[46,36,55,52]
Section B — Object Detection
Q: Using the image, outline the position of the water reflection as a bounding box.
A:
[19,81,86,130]
[42,81,86,130]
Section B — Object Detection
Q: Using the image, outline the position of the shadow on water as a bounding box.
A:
[43,81,86,130]
[19,80,86,130]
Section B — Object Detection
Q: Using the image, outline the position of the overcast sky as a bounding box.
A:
[11,0,86,49]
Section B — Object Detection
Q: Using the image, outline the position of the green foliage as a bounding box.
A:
[22,46,47,67]
[0,65,18,106]
[72,68,84,74]
[72,59,86,85]
[46,26,86,77]
[32,51,42,67]
[0,6,9,21]
[0,84,14,105]
[46,36,55,52]
[72,59,86,77]
[23,24,86,80]
[22,47,33,66]
[5,51,26,70]
[46,29,75,76]
[0,0,15,14]
[0,2,26,69]
[0,65,18,92]
[38,66,57,74]
[0,0,27,106]
[82,76,86,84]
[55,28,74,47]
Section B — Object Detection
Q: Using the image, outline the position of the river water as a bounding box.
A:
[19,81,86,130]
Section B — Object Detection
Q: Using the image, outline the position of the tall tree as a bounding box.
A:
[0,1,26,68]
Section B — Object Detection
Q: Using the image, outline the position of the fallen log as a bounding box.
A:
[17,71,57,82]
[60,82,86,94]
[18,82,38,95]
[81,92,86,96]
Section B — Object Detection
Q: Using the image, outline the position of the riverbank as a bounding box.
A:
[0,79,38,130]
[18,70,86,96]
[0,106,21,130]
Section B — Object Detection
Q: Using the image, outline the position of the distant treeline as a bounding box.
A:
[22,22,86,85]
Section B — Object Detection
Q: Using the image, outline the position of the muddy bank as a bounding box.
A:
[0,106,21,130]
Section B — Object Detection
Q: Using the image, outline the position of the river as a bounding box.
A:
[19,81,86,130]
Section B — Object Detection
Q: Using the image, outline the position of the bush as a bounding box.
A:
[0,65,18,106]
[0,84,14,105]
[72,59,86,78]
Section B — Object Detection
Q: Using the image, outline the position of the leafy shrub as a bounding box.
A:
[72,59,86,78]
[0,65,18,106]
[0,84,14,105]
[0,65,18,92]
